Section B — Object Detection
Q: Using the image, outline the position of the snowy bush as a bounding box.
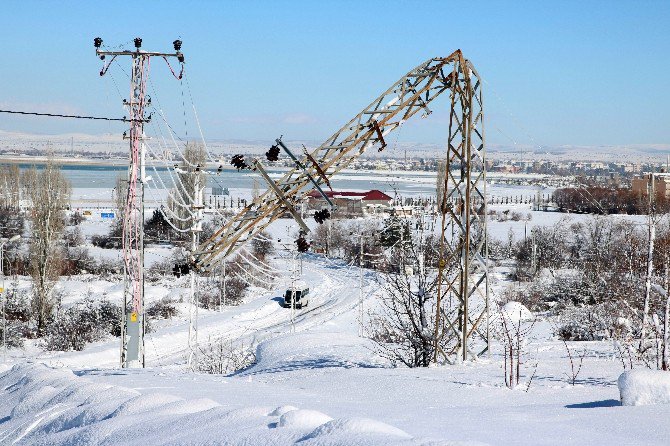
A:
[0,321,25,349]
[197,339,256,374]
[556,303,618,341]
[3,288,31,323]
[68,211,85,226]
[61,247,96,276]
[88,258,123,278]
[43,297,121,351]
[198,285,221,310]
[91,220,122,249]
[618,370,670,406]
[146,298,179,320]
[251,230,275,261]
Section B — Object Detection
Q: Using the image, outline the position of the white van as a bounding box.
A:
[283,280,310,309]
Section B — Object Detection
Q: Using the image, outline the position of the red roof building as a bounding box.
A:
[306,189,393,217]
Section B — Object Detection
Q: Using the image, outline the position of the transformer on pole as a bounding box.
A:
[95,37,185,368]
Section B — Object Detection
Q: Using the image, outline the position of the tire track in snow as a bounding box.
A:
[147,256,372,366]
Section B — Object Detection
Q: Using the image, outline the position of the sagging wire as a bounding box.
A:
[237,248,281,275]
[238,245,282,272]
[146,98,230,200]
[143,138,198,216]
[162,56,184,80]
[480,76,607,215]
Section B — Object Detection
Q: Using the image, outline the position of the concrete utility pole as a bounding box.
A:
[95,37,184,368]
[174,166,204,370]
[642,172,657,349]
[359,233,364,337]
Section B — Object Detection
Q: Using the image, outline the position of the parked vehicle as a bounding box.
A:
[283,281,309,309]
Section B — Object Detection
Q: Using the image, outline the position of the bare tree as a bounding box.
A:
[367,234,441,367]
[113,173,128,220]
[170,143,207,232]
[251,230,275,261]
[0,164,21,209]
[23,161,70,334]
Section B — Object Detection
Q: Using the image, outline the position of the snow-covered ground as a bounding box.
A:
[3,249,670,445]
[2,182,669,445]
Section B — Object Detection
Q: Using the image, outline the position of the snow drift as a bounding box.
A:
[618,369,670,406]
[0,363,482,445]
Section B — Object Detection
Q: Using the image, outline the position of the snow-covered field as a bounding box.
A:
[2,183,669,445]
[3,251,670,445]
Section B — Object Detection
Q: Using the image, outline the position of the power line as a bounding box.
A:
[0,109,145,123]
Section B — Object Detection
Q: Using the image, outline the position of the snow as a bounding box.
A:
[3,251,670,445]
[618,370,670,406]
[500,301,534,323]
[278,409,334,429]
[0,364,484,446]
[302,417,411,440]
[3,180,670,444]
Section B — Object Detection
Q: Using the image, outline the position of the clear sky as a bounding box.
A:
[0,0,668,149]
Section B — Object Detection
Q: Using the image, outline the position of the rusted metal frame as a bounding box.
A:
[371,120,387,151]
[197,56,462,268]
[460,70,475,360]
[200,67,428,260]
[314,76,449,178]
[198,203,283,269]
[275,140,334,209]
[253,160,310,232]
[434,64,462,362]
[472,62,489,356]
[304,151,333,191]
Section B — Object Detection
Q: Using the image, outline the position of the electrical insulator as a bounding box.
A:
[94,37,103,48]
[134,37,142,49]
[231,154,248,170]
[173,39,182,51]
[296,235,310,253]
[173,263,191,277]
[314,209,331,224]
[266,144,280,162]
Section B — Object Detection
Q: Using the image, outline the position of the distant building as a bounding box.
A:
[631,173,670,198]
[306,189,393,217]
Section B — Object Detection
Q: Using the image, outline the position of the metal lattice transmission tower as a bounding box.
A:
[434,56,488,363]
[194,50,484,275]
[95,37,185,368]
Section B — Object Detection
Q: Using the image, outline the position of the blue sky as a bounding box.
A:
[0,0,668,149]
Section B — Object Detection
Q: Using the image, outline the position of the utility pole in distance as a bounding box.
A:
[95,37,185,368]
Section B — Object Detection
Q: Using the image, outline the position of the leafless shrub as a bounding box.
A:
[560,337,587,385]
[251,230,275,261]
[367,234,449,367]
[197,338,256,374]
[43,296,121,351]
[497,307,537,389]
[146,298,179,319]
[68,211,86,226]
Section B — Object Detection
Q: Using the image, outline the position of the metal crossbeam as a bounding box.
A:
[195,51,470,272]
